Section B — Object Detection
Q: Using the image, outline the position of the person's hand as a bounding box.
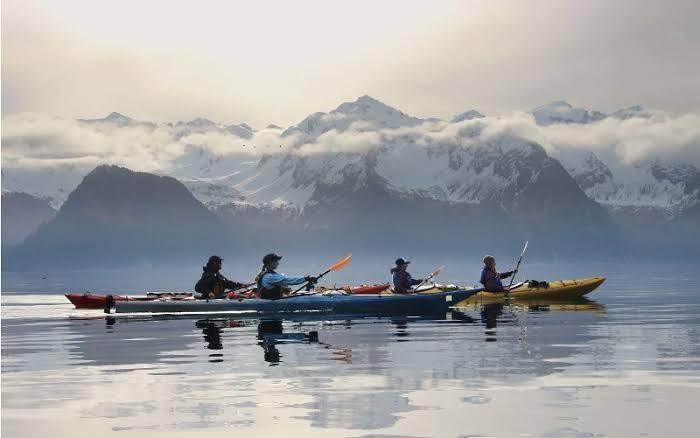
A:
[305,276,318,284]
[513,269,518,274]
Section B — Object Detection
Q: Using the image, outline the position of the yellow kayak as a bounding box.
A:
[418,277,605,304]
[465,277,605,304]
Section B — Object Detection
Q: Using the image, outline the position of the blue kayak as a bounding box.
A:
[113,289,481,315]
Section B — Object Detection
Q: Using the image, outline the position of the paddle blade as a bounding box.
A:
[329,254,352,272]
[427,265,445,280]
[520,241,529,258]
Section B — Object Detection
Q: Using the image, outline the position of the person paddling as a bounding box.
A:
[194,255,250,299]
[255,253,317,300]
[480,255,517,293]
[391,258,424,294]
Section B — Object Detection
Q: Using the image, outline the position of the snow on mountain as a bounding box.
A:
[451,110,485,123]
[2,97,697,224]
[555,147,699,218]
[78,112,156,129]
[611,105,657,120]
[226,123,255,138]
[532,101,607,126]
[291,95,423,138]
[1,167,86,209]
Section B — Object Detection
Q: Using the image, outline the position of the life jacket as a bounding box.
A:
[480,266,503,290]
[257,269,283,300]
[391,267,413,294]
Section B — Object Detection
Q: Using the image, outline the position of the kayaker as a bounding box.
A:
[391,258,424,294]
[194,255,250,299]
[480,255,517,293]
[255,253,317,300]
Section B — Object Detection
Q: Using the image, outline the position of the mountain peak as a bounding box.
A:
[356,94,383,105]
[612,105,654,120]
[532,101,606,126]
[451,110,485,123]
[186,117,217,127]
[335,95,397,114]
[78,112,134,125]
[105,112,132,122]
[533,101,573,112]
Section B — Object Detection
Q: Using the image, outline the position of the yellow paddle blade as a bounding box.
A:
[329,254,352,272]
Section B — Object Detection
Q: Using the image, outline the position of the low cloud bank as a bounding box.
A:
[2,109,699,176]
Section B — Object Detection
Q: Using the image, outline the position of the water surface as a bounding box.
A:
[2,266,699,437]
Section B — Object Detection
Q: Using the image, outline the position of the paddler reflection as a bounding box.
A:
[195,319,248,362]
[257,319,319,365]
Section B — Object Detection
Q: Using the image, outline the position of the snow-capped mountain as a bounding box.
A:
[282,95,423,138]
[535,101,699,221]
[6,95,700,265]
[451,110,485,123]
[531,101,606,126]
[78,111,156,129]
[1,167,86,209]
[2,96,697,226]
[561,152,700,220]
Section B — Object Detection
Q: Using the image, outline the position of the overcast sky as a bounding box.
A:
[2,0,699,127]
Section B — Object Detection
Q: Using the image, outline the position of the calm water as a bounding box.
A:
[2,265,699,437]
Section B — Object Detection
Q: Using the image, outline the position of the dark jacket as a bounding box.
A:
[194,265,245,298]
[391,267,423,294]
[479,267,514,292]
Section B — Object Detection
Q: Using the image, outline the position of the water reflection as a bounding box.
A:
[195,320,223,362]
[14,293,697,434]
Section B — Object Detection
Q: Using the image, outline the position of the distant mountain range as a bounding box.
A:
[2,96,698,269]
[1,192,56,247]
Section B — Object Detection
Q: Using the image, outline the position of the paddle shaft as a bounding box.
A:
[293,268,331,294]
[508,241,528,287]
[412,266,444,291]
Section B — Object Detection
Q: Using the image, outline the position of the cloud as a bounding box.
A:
[533,113,700,166]
[2,109,700,180]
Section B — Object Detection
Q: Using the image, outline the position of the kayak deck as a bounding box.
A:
[114,288,481,315]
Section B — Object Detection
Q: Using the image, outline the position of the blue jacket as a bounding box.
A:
[260,272,307,290]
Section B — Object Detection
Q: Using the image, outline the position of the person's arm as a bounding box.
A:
[223,278,247,290]
[410,278,424,286]
[499,270,516,279]
[261,272,307,289]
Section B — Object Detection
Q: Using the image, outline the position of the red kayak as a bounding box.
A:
[349,284,390,294]
[67,285,389,309]
[65,292,193,309]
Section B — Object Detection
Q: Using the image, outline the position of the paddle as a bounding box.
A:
[508,241,528,288]
[412,265,445,292]
[292,254,352,294]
